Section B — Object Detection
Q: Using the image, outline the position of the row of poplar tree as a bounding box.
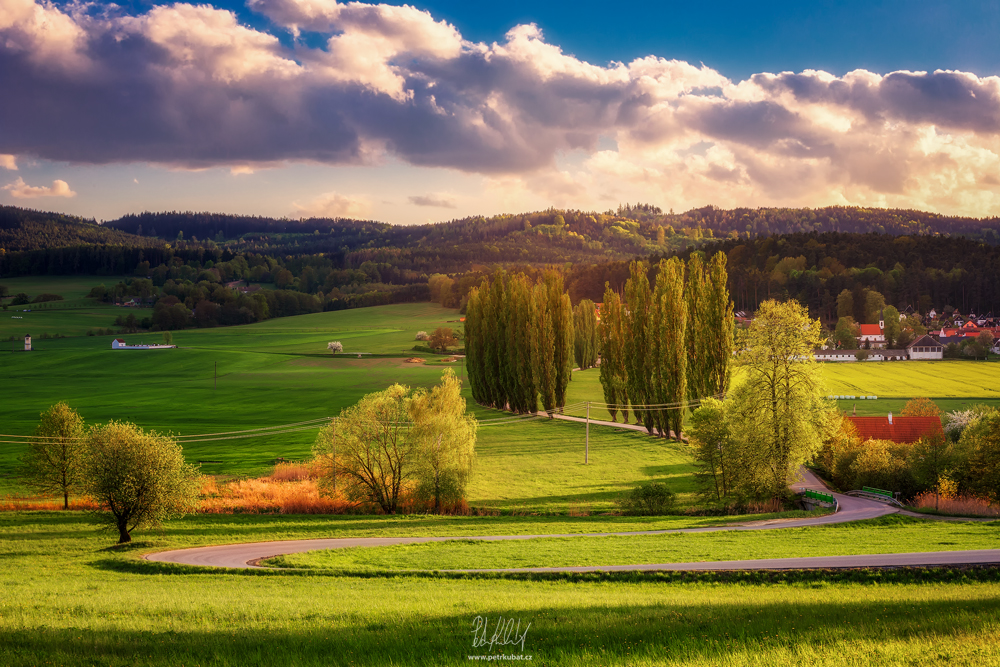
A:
[464,253,733,433]
[599,252,733,439]
[465,272,597,414]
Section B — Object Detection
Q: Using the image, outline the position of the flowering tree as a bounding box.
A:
[327,341,343,353]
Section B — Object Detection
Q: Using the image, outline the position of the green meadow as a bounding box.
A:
[5,300,1000,665]
[265,515,1000,572]
[3,511,1000,666]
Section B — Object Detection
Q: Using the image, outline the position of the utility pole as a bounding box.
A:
[585,401,590,464]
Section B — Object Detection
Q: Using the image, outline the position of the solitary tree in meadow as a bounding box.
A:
[327,341,343,353]
[81,422,199,543]
[20,402,86,509]
[429,327,457,352]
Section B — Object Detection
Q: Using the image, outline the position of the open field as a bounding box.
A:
[564,362,1000,421]
[3,511,1000,666]
[265,515,1000,571]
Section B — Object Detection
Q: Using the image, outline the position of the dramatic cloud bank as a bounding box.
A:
[1,0,999,215]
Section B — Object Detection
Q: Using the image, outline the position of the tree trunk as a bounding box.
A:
[63,490,69,510]
[117,519,132,544]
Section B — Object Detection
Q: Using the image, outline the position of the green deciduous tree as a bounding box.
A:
[651,257,686,439]
[624,261,653,431]
[733,299,830,497]
[81,421,199,543]
[598,284,628,423]
[703,251,735,398]
[532,280,556,415]
[410,369,478,512]
[684,253,706,403]
[836,289,854,319]
[547,273,575,411]
[321,383,417,514]
[834,316,859,349]
[20,402,85,509]
[573,299,599,370]
[882,305,901,348]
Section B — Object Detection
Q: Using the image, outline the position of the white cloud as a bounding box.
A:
[0,154,16,170]
[0,0,999,216]
[2,177,76,198]
[292,191,371,218]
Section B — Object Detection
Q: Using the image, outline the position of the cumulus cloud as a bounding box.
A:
[0,0,999,215]
[0,154,16,170]
[292,191,370,218]
[408,194,456,208]
[2,177,76,198]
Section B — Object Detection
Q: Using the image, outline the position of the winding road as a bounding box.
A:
[145,468,999,572]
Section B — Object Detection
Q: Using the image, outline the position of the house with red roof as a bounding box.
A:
[846,413,943,444]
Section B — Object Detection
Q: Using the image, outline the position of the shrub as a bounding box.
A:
[415,331,429,341]
[31,293,63,303]
[617,482,676,516]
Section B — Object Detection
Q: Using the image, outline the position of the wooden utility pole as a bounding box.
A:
[585,401,590,464]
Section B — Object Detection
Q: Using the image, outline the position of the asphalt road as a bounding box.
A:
[145,468,985,571]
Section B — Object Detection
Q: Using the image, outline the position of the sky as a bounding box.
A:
[1,0,999,224]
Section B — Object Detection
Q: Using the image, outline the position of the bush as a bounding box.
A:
[617,482,676,515]
[31,293,63,303]
[10,293,29,306]
[415,331,429,341]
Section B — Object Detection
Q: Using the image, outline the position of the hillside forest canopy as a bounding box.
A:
[3,204,1000,331]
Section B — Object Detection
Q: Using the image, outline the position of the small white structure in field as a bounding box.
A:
[24,334,31,351]
[112,338,175,350]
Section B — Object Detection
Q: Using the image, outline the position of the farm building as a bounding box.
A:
[112,339,175,350]
[847,413,943,444]
[908,335,943,360]
[813,350,859,362]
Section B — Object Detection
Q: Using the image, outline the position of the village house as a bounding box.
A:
[908,334,943,360]
[847,412,943,444]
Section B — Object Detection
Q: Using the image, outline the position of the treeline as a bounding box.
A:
[565,232,1000,321]
[598,254,733,438]
[0,206,154,251]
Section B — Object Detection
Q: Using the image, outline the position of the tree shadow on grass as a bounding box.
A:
[4,592,1000,666]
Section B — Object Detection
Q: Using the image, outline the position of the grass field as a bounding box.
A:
[265,515,1000,571]
[564,361,1000,421]
[6,300,1000,665]
[3,511,1000,666]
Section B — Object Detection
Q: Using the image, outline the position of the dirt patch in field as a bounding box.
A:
[405,357,425,363]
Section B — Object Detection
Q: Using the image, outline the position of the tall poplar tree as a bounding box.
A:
[654,257,687,440]
[507,273,537,413]
[624,261,653,432]
[547,272,574,410]
[573,299,599,370]
[684,253,707,403]
[464,286,486,405]
[532,281,556,415]
[704,251,735,398]
[599,284,628,423]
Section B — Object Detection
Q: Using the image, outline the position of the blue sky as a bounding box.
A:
[2,0,999,223]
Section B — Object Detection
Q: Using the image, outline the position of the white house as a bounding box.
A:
[112,339,175,350]
[907,335,944,360]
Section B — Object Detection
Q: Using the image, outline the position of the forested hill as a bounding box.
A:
[565,232,1000,321]
[0,206,159,251]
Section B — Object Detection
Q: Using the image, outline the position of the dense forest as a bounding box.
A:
[4,204,1000,326]
[564,233,1000,321]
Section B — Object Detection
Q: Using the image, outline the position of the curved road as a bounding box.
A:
[146,468,999,571]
